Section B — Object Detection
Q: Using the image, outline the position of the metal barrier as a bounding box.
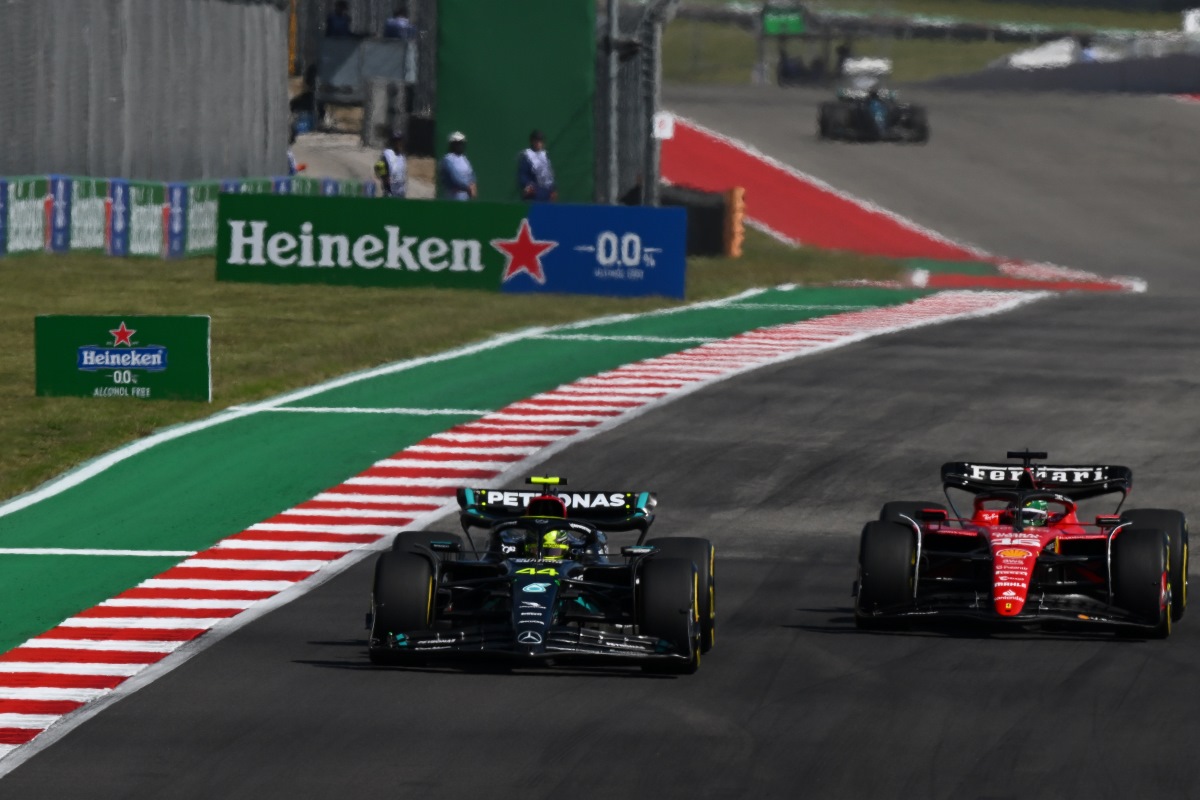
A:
[0,0,289,182]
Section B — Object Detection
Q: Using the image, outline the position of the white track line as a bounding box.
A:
[0,549,197,557]
[252,406,492,416]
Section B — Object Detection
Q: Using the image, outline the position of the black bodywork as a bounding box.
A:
[367,486,703,668]
[818,89,929,143]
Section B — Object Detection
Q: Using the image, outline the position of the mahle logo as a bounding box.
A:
[226,220,488,273]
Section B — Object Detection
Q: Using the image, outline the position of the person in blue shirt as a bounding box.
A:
[439,131,477,201]
[384,5,413,39]
[326,1,352,37]
[517,129,557,202]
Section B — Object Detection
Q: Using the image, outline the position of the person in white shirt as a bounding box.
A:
[374,131,407,198]
[439,131,477,201]
[517,129,557,202]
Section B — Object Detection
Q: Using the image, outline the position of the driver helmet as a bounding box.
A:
[542,530,571,560]
[1021,499,1050,527]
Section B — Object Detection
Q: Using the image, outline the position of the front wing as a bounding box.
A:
[370,623,691,664]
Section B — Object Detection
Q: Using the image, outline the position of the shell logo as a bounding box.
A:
[997,548,1032,559]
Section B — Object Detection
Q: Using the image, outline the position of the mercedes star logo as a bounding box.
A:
[517,630,543,645]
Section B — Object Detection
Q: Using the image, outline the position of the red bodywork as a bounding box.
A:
[922,495,1116,618]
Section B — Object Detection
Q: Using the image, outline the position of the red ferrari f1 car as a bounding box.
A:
[854,451,1187,636]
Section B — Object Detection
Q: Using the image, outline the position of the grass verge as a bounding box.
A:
[0,228,899,502]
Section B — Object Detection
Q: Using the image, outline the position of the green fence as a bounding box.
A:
[436,0,595,204]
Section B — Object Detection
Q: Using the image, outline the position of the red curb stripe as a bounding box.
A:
[296,501,441,513]
[320,484,454,497]
[0,649,165,665]
[0,699,84,716]
[0,729,41,745]
[414,437,547,448]
[158,567,313,582]
[0,674,125,690]
[488,407,625,418]
[190,549,343,562]
[115,587,278,602]
[228,530,384,544]
[925,273,1124,292]
[512,397,644,409]
[662,119,975,260]
[358,466,499,479]
[347,450,523,463]
[448,423,584,435]
[38,626,205,642]
[74,606,243,619]
[264,513,408,526]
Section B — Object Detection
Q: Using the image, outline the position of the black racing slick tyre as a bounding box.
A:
[391,530,465,559]
[1121,509,1187,621]
[639,557,701,674]
[1112,527,1171,639]
[855,521,916,628]
[646,537,716,653]
[907,108,930,144]
[369,551,436,663]
[879,501,947,527]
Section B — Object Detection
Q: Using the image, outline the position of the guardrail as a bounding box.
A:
[0,176,376,260]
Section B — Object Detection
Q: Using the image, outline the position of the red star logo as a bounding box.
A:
[109,321,136,347]
[492,219,557,285]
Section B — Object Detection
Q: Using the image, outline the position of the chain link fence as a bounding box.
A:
[596,0,678,205]
[0,0,289,181]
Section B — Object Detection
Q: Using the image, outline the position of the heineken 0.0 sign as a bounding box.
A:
[35,315,211,401]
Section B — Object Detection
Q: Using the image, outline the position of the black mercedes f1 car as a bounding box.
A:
[818,88,929,143]
[366,477,716,672]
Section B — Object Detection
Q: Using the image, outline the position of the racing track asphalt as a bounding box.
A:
[4,88,1200,799]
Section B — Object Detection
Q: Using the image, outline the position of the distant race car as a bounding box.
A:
[854,451,1187,636]
[366,476,716,672]
[818,87,930,143]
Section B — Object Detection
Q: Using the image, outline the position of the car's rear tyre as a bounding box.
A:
[818,102,835,139]
[1120,509,1187,621]
[646,537,716,653]
[855,521,917,628]
[369,551,436,663]
[639,557,700,674]
[907,108,930,143]
[1112,527,1171,638]
[879,501,947,527]
[391,530,465,558]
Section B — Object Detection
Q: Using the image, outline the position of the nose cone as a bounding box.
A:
[993,546,1036,617]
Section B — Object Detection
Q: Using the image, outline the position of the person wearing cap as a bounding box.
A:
[374,131,407,198]
[517,129,557,202]
[439,131,477,201]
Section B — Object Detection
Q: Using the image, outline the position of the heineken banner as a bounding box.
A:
[0,173,372,260]
[186,182,220,256]
[216,195,687,298]
[35,315,212,402]
[129,181,166,257]
[6,177,49,255]
[70,177,108,252]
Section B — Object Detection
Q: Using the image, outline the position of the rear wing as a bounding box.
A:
[456,487,657,533]
[941,461,1132,500]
